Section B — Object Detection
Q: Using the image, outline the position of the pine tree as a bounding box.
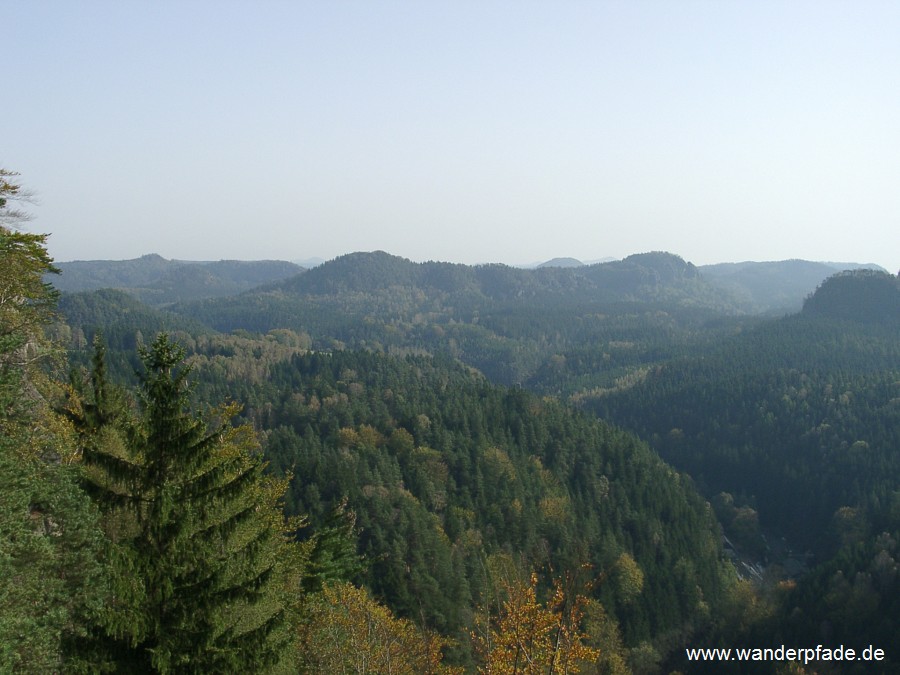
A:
[77,333,304,673]
[302,497,364,593]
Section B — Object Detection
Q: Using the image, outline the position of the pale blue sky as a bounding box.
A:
[6,1,899,270]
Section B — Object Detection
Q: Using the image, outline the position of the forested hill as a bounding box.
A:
[586,275,900,668]
[267,250,718,305]
[156,250,744,385]
[50,250,886,317]
[57,288,213,354]
[50,303,740,669]
[588,307,900,552]
[176,343,734,666]
[802,268,900,324]
[51,253,304,306]
[699,259,887,314]
[583,271,900,551]
[44,248,900,671]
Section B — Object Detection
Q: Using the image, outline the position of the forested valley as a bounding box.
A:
[4,172,899,673]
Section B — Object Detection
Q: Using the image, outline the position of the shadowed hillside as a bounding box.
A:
[700,259,887,313]
[51,254,304,306]
[802,269,900,324]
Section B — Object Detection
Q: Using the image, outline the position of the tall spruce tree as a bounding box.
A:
[77,333,304,673]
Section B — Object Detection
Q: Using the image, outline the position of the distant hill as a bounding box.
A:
[54,251,886,315]
[521,256,616,268]
[585,286,900,665]
[700,259,887,313]
[589,288,900,554]
[178,251,741,348]
[292,256,326,268]
[57,288,215,376]
[537,257,583,268]
[272,250,725,306]
[51,254,304,306]
[164,250,744,385]
[802,269,900,324]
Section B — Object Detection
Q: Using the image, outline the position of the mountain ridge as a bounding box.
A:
[272,249,717,305]
[51,250,889,317]
[50,254,305,306]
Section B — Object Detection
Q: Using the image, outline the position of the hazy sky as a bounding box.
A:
[6,1,900,270]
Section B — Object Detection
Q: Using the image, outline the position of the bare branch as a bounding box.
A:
[0,168,38,228]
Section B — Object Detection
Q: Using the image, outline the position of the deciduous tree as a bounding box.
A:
[298,581,456,674]
[473,567,599,674]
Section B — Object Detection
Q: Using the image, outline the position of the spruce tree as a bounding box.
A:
[78,333,303,673]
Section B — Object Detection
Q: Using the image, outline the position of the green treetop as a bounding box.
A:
[76,333,304,673]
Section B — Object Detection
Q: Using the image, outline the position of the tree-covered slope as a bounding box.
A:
[48,243,899,671]
[58,288,213,356]
[699,260,887,314]
[51,254,304,306]
[197,249,734,311]
[588,309,900,555]
[174,346,734,661]
[582,273,900,671]
[164,250,745,386]
[2,181,111,672]
[802,269,900,324]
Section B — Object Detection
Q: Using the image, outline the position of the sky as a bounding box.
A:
[5,1,900,271]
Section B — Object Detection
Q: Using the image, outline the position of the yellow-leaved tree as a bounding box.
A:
[298,581,460,674]
[473,559,600,674]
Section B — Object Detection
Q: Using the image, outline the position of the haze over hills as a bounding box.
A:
[51,253,304,306]
[585,271,900,667]
[292,256,326,268]
[53,250,898,396]
[42,243,900,672]
[699,259,888,313]
[535,257,585,268]
[7,0,900,667]
[54,250,747,389]
[273,250,711,301]
[50,250,885,315]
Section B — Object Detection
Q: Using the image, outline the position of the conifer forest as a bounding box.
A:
[3,169,899,673]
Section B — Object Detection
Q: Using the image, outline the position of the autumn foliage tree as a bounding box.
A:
[298,581,457,674]
[473,566,599,674]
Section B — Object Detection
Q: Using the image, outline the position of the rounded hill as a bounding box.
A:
[802,269,900,324]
